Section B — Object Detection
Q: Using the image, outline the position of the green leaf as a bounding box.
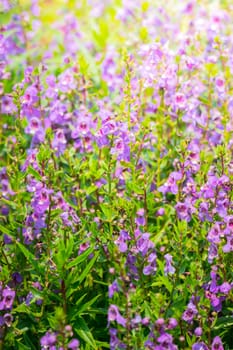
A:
[204,62,219,77]
[75,295,100,315]
[185,333,193,347]
[86,185,98,195]
[71,293,87,307]
[95,341,110,349]
[0,197,17,209]
[74,317,97,349]
[16,241,35,261]
[152,276,173,293]
[27,166,42,181]
[67,247,94,269]
[16,242,41,272]
[13,303,29,314]
[100,204,117,221]
[0,223,13,236]
[214,316,233,330]
[77,252,99,285]
[16,342,31,350]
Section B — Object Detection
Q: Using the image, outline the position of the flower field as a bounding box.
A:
[1,0,233,349]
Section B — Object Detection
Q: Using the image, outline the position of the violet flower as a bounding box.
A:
[175,201,192,222]
[211,336,224,350]
[192,342,209,350]
[135,208,146,226]
[182,302,198,323]
[4,313,13,327]
[68,338,80,350]
[108,305,126,327]
[164,253,175,275]
[40,332,57,348]
[0,287,15,310]
[194,327,202,337]
[222,236,233,253]
[108,280,120,298]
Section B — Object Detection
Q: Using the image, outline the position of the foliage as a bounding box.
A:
[0,1,233,349]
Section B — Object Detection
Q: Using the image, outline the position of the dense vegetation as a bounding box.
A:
[0,0,233,349]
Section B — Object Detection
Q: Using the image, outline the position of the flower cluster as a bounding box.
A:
[1,0,233,349]
[0,284,15,334]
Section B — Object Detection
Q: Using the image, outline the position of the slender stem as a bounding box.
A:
[1,243,11,270]
[61,278,67,317]
[143,188,148,230]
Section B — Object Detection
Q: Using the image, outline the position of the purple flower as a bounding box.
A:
[22,227,34,245]
[12,272,23,285]
[137,233,154,256]
[207,223,222,244]
[211,336,224,350]
[225,215,233,233]
[108,280,120,298]
[164,253,175,275]
[141,317,150,326]
[40,332,57,347]
[131,314,142,328]
[111,139,130,162]
[25,292,34,306]
[21,149,40,171]
[182,302,198,323]
[1,206,9,216]
[157,332,173,344]
[208,243,218,263]
[109,328,119,350]
[31,187,51,215]
[157,332,177,349]
[192,342,209,350]
[168,318,178,329]
[209,294,224,312]
[1,179,15,197]
[135,208,146,226]
[198,202,212,222]
[126,253,138,277]
[216,197,229,218]
[114,230,130,253]
[209,272,219,293]
[0,316,4,327]
[174,92,187,109]
[175,201,192,222]
[156,208,165,217]
[3,234,12,244]
[215,77,225,93]
[194,327,203,337]
[101,119,116,136]
[200,185,215,199]
[57,68,77,92]
[185,55,198,70]
[25,117,42,135]
[219,282,232,294]
[143,262,156,276]
[21,86,38,105]
[155,317,165,330]
[32,281,42,290]
[0,288,15,310]
[78,241,90,255]
[109,328,126,350]
[158,171,182,195]
[3,313,13,327]
[108,305,126,327]
[1,96,17,114]
[76,118,90,136]
[52,129,67,155]
[68,338,80,350]
[222,236,233,253]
